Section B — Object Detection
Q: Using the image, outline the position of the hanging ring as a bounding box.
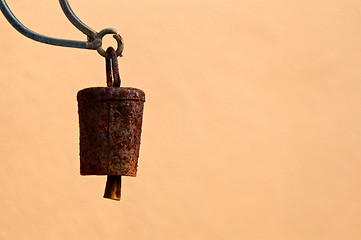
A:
[96,30,124,58]
[106,47,121,87]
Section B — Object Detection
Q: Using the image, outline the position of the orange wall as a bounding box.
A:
[0,0,360,239]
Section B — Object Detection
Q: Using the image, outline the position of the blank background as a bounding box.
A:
[0,0,360,239]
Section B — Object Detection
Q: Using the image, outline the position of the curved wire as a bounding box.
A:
[59,0,97,40]
[0,0,123,57]
[0,0,91,49]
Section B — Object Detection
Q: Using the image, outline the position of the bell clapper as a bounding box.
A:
[103,175,122,201]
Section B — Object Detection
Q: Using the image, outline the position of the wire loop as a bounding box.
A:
[106,47,121,87]
[97,32,124,58]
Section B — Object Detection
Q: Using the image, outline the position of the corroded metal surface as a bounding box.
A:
[77,87,145,177]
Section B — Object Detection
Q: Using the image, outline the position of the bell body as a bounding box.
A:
[77,87,145,177]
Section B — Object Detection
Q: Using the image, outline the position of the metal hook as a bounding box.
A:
[0,0,123,58]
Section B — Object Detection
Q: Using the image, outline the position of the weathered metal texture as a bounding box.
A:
[77,87,145,177]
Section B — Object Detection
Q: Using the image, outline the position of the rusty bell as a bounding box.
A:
[77,87,145,201]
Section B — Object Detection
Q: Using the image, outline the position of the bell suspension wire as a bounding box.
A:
[106,47,121,87]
